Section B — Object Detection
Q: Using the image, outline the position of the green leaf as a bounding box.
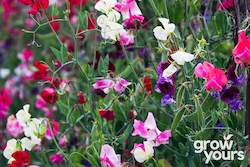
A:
[194,96,204,128]
[98,55,109,75]
[171,108,185,133]
[176,85,186,108]
[78,11,89,30]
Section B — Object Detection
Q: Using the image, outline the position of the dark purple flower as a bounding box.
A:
[220,86,240,104]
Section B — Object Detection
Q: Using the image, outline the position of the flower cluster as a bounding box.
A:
[4,105,46,165]
[95,0,144,45]
[131,112,171,162]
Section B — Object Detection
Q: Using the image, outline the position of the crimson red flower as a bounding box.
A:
[8,151,30,167]
[143,76,152,95]
[69,0,88,7]
[50,18,60,32]
[99,109,115,121]
[40,87,58,104]
[19,0,49,15]
[88,16,96,30]
[33,61,49,80]
[77,91,86,104]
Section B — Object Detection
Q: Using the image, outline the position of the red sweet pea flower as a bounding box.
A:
[40,87,58,104]
[143,76,152,95]
[99,109,115,121]
[77,91,86,104]
[69,0,88,7]
[88,15,96,30]
[33,61,49,80]
[8,151,30,167]
[19,0,49,15]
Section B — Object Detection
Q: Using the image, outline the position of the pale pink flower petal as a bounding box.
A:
[100,144,122,167]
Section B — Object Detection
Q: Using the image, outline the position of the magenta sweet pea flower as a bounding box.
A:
[100,144,122,167]
[132,112,171,146]
[18,49,33,63]
[195,61,228,92]
[233,30,250,65]
[155,130,171,146]
[46,120,60,140]
[6,115,23,137]
[49,152,64,165]
[114,77,131,93]
[93,79,115,94]
[119,31,134,46]
[115,0,144,28]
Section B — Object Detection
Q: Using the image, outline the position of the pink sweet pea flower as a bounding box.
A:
[119,31,134,46]
[155,130,171,146]
[132,112,171,145]
[18,49,33,63]
[49,152,64,165]
[114,77,131,93]
[6,115,23,137]
[194,61,228,92]
[46,120,60,140]
[131,141,154,163]
[93,79,115,94]
[35,95,57,117]
[132,120,148,138]
[100,144,122,167]
[233,30,250,65]
[115,0,144,27]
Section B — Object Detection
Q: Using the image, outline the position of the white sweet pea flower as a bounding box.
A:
[95,0,117,14]
[24,118,45,138]
[131,141,154,163]
[21,137,34,151]
[153,18,175,41]
[171,51,195,65]
[0,68,10,79]
[16,104,31,125]
[3,139,18,159]
[49,0,57,5]
[162,64,178,78]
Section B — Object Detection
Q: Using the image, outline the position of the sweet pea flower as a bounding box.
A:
[232,30,250,65]
[114,77,131,93]
[131,141,154,163]
[6,115,23,138]
[93,79,115,94]
[17,49,33,63]
[0,87,12,119]
[153,18,175,41]
[16,104,31,125]
[119,31,134,46]
[45,120,60,140]
[49,152,64,165]
[162,64,178,78]
[3,139,18,160]
[40,87,58,104]
[171,50,195,65]
[100,144,122,167]
[95,0,118,15]
[115,0,144,27]
[194,61,228,92]
[19,0,49,15]
[132,112,171,145]
[0,68,10,79]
